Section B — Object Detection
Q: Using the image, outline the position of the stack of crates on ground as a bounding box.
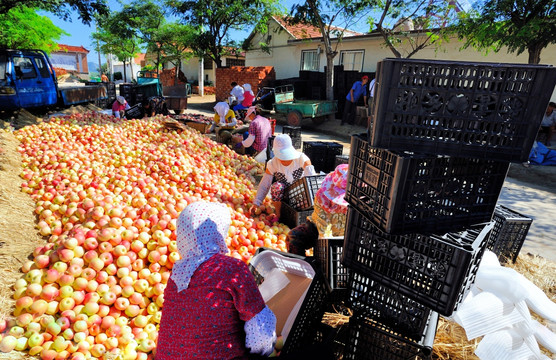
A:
[303,141,344,173]
[334,58,556,359]
[280,174,326,229]
[282,125,302,149]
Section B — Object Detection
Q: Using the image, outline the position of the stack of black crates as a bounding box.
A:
[328,58,556,359]
[303,141,344,173]
[282,125,302,149]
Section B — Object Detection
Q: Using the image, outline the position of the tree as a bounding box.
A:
[453,0,556,64]
[166,0,281,68]
[367,0,456,59]
[157,23,197,84]
[118,1,168,74]
[0,0,108,25]
[289,1,372,104]
[0,6,67,51]
[92,11,142,82]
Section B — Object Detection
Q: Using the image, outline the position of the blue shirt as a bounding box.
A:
[345,81,367,102]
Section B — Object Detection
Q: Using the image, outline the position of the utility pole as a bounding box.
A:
[96,21,102,79]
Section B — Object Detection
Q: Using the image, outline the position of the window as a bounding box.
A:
[13,56,37,79]
[203,56,213,70]
[300,50,319,71]
[34,57,51,78]
[226,58,245,67]
[340,50,364,72]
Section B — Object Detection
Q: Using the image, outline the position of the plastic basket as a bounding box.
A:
[283,174,326,211]
[346,270,431,341]
[280,202,313,229]
[303,141,344,173]
[343,311,439,360]
[249,248,330,356]
[282,126,302,149]
[315,237,349,291]
[487,205,533,263]
[335,154,350,168]
[125,104,142,119]
[342,207,495,316]
[346,134,509,235]
[370,58,556,162]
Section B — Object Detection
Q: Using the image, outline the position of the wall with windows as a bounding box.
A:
[246,33,556,101]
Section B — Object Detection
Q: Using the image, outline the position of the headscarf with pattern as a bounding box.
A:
[170,201,231,292]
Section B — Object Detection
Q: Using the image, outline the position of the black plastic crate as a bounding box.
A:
[335,154,350,168]
[487,205,533,263]
[303,141,344,173]
[370,58,556,162]
[343,311,438,360]
[283,125,302,149]
[342,207,495,316]
[346,134,509,235]
[249,248,330,357]
[119,83,135,104]
[280,202,312,229]
[283,174,326,211]
[346,270,431,341]
[125,104,142,119]
[315,237,349,291]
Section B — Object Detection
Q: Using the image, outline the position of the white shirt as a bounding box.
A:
[541,110,556,127]
[230,85,244,102]
[368,79,376,98]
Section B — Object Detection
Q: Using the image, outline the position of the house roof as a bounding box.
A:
[272,16,363,40]
[55,44,89,54]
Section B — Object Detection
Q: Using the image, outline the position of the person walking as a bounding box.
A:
[342,75,369,125]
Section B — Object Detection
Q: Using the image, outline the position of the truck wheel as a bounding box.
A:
[287,110,303,127]
[311,116,326,125]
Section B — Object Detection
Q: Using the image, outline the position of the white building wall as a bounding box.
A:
[246,32,556,101]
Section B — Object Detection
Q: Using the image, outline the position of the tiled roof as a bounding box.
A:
[272,16,362,40]
[55,44,89,54]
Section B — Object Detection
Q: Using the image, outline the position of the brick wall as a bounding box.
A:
[215,66,276,102]
[160,68,188,87]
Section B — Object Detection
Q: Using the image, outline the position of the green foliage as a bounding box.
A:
[363,0,456,58]
[157,22,197,65]
[0,6,68,51]
[166,0,282,67]
[453,0,556,63]
[0,0,108,25]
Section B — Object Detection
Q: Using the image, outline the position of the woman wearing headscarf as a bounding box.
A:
[211,101,238,134]
[233,83,255,113]
[250,134,316,220]
[156,201,276,360]
[112,95,131,118]
[287,164,349,255]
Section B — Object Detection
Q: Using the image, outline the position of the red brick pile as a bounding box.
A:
[215,66,275,102]
[160,68,188,87]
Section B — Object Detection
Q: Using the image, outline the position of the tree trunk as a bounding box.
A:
[156,49,161,78]
[528,44,543,64]
[175,60,181,85]
[123,59,127,83]
[326,54,335,121]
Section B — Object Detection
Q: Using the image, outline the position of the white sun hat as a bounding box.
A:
[117,95,126,104]
[272,134,299,161]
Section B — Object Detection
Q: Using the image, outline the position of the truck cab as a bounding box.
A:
[0,49,59,110]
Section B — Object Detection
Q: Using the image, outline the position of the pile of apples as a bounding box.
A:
[1,112,290,359]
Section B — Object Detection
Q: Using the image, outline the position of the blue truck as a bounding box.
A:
[0,49,108,110]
